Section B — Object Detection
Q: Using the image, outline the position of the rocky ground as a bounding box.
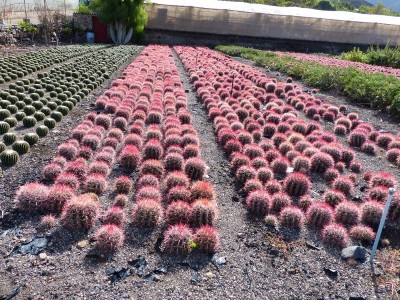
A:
[0,46,399,300]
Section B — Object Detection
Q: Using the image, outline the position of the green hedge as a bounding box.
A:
[216,45,400,113]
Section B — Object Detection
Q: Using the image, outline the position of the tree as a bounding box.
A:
[89,0,148,44]
[314,0,336,10]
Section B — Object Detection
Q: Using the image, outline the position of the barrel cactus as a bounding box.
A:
[22,116,37,128]
[0,149,19,166]
[3,133,17,145]
[0,121,10,134]
[24,133,39,146]
[36,125,49,137]
[12,141,30,155]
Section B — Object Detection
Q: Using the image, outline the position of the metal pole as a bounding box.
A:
[23,0,27,19]
[370,187,396,265]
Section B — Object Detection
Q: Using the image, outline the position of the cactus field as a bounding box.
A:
[1,44,400,299]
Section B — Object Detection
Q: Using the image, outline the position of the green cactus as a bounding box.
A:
[3,133,17,145]
[15,101,26,109]
[4,117,17,127]
[0,149,19,166]
[36,125,49,137]
[22,116,37,128]
[24,105,36,116]
[33,112,45,121]
[50,111,63,122]
[0,109,11,120]
[0,142,5,153]
[12,140,30,154]
[24,133,39,146]
[15,112,26,121]
[44,118,56,129]
[0,121,10,134]
[56,106,69,116]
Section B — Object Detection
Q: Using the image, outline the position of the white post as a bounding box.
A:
[369,187,395,265]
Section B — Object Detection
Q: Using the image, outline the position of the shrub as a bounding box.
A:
[194,225,219,253]
[283,172,311,197]
[94,224,124,253]
[191,199,218,227]
[15,183,49,213]
[131,198,163,228]
[306,202,333,228]
[332,176,354,196]
[310,152,334,173]
[162,224,193,254]
[322,224,348,248]
[349,225,375,242]
[114,176,132,194]
[246,190,270,216]
[102,206,125,226]
[61,196,99,231]
[184,157,206,181]
[280,206,305,229]
[334,201,360,226]
[271,192,291,213]
[166,201,191,225]
[84,173,108,195]
[361,201,384,226]
[118,145,141,171]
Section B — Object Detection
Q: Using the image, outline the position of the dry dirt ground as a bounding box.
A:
[0,47,399,300]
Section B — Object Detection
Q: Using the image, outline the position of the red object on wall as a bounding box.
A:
[92,16,108,43]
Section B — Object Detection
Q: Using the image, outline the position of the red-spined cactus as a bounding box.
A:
[82,134,101,151]
[137,174,160,189]
[310,152,334,173]
[283,172,311,197]
[349,225,375,243]
[15,182,49,213]
[236,165,257,185]
[370,172,397,189]
[324,168,339,183]
[376,133,393,149]
[306,202,333,228]
[243,144,264,159]
[184,157,206,181]
[94,224,124,253]
[183,144,199,159]
[164,152,184,172]
[166,201,191,225]
[163,171,190,191]
[55,172,80,191]
[194,225,219,253]
[57,142,78,161]
[118,145,141,171]
[265,179,282,195]
[40,215,57,229]
[46,184,75,213]
[94,114,112,129]
[84,173,107,195]
[348,130,367,147]
[124,133,143,149]
[386,148,400,164]
[191,181,216,201]
[241,179,263,196]
[361,142,376,155]
[271,157,290,175]
[114,176,132,194]
[79,146,94,160]
[65,159,88,181]
[114,194,128,207]
[271,192,291,213]
[167,186,191,203]
[191,199,218,227]
[103,206,126,226]
[131,198,163,228]
[231,153,251,171]
[299,195,313,212]
[334,201,360,226]
[322,189,346,207]
[361,200,384,226]
[332,176,354,196]
[162,224,193,254]
[246,190,270,216]
[367,186,389,202]
[143,138,163,160]
[349,160,362,173]
[42,163,63,181]
[140,159,164,179]
[322,223,348,248]
[88,161,110,177]
[61,195,100,231]
[292,155,311,173]
[257,167,274,184]
[136,186,162,202]
[280,206,305,229]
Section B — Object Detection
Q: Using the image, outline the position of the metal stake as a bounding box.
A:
[370,187,395,265]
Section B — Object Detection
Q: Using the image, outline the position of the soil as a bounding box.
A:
[0,46,398,300]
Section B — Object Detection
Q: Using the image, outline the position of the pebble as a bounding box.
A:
[204,271,215,278]
[38,252,47,260]
[77,240,88,249]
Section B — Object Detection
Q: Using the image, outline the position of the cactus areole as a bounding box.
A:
[90,0,148,45]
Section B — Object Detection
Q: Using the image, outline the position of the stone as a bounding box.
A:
[77,240,88,249]
[323,267,338,278]
[204,272,215,278]
[341,246,367,261]
[38,252,47,260]
[349,295,366,300]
